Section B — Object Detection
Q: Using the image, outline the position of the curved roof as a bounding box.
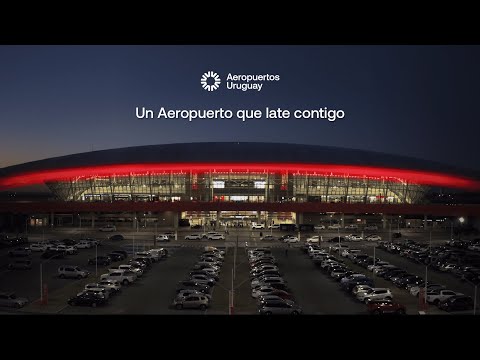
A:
[1,142,479,190]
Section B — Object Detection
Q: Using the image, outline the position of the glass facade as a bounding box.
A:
[46,170,428,204]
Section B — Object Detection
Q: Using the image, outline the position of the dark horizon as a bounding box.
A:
[1,45,480,171]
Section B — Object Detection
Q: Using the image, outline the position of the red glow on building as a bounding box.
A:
[0,162,479,191]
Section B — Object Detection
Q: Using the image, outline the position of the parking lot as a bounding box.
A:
[0,226,477,314]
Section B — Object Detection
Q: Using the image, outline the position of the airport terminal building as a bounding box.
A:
[1,142,480,230]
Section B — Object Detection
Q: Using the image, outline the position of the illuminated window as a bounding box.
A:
[213,181,225,189]
[254,181,266,189]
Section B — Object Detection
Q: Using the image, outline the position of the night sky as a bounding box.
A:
[1,45,479,171]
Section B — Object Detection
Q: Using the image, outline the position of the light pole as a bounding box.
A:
[474,284,477,315]
[450,219,454,240]
[95,242,98,275]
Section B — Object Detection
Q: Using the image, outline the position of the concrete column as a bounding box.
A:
[382,214,387,229]
[174,212,179,230]
[91,213,95,228]
[296,212,304,225]
[50,212,54,227]
[133,212,138,229]
[340,213,345,228]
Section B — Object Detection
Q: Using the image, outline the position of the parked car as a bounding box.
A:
[30,243,48,252]
[88,256,111,266]
[108,234,124,241]
[176,289,212,301]
[364,225,378,231]
[314,225,326,230]
[98,279,122,294]
[0,292,28,308]
[258,299,302,315]
[426,289,463,305]
[284,236,299,243]
[107,252,125,261]
[328,224,342,230]
[41,249,66,259]
[99,225,117,232]
[100,270,136,285]
[173,294,210,310]
[76,241,93,249]
[84,284,110,299]
[68,291,107,307]
[367,300,406,315]
[366,235,382,242]
[155,234,170,242]
[8,247,31,257]
[208,234,225,240]
[58,266,89,279]
[357,288,393,303]
[8,259,32,270]
[252,224,265,229]
[185,234,202,240]
[438,295,474,312]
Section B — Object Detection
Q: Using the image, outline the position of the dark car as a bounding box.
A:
[109,234,124,241]
[111,250,128,259]
[342,278,375,292]
[438,295,474,312]
[62,238,77,246]
[8,259,32,270]
[107,252,125,261]
[191,224,202,229]
[190,270,219,282]
[88,256,111,266]
[68,292,107,307]
[367,300,406,315]
[8,247,31,257]
[176,280,210,294]
[327,236,346,243]
[41,249,66,259]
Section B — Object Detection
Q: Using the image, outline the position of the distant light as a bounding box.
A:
[459,217,465,223]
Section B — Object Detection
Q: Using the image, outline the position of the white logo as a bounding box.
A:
[201,71,221,91]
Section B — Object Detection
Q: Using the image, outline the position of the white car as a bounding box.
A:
[350,235,364,242]
[410,284,445,297]
[155,235,170,242]
[76,241,93,249]
[109,264,143,277]
[306,236,320,243]
[30,243,48,252]
[177,289,212,301]
[98,279,122,293]
[314,225,326,230]
[81,238,100,246]
[58,266,89,279]
[99,225,117,232]
[284,237,299,243]
[57,245,78,255]
[328,224,342,230]
[357,288,393,303]
[84,283,110,299]
[268,224,280,229]
[426,289,463,305]
[208,234,225,240]
[352,284,374,296]
[252,224,265,229]
[100,270,136,285]
[185,234,202,240]
[366,235,382,242]
[364,225,378,231]
[345,224,358,230]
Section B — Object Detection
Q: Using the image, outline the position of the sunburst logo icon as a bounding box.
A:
[201,71,221,91]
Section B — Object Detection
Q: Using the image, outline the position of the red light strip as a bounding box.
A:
[0,162,479,190]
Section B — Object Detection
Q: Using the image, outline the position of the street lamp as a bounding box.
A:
[459,217,465,224]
